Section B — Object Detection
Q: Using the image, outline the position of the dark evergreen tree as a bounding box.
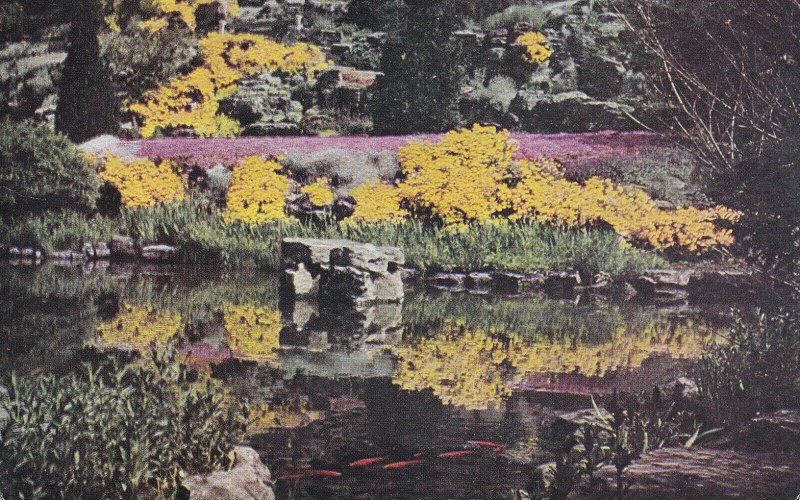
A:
[55,0,118,143]
[372,0,467,135]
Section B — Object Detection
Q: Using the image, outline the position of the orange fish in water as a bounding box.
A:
[348,456,389,468]
[467,440,504,451]
[276,473,314,481]
[437,450,474,459]
[313,470,343,478]
[382,459,424,470]
[412,452,424,458]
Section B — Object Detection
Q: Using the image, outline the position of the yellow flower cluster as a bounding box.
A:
[224,156,290,224]
[100,154,186,208]
[247,400,323,432]
[391,319,714,410]
[516,31,553,64]
[509,159,738,252]
[397,124,516,224]
[393,124,737,252]
[348,179,409,223]
[224,304,281,362]
[97,304,182,350]
[301,178,335,206]
[130,32,328,137]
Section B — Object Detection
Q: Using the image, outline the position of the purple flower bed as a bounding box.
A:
[125,131,668,172]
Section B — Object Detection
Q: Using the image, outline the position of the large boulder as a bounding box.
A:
[181,446,275,500]
[281,238,405,306]
[509,90,637,132]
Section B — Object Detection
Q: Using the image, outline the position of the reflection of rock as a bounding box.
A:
[281,238,404,306]
[141,244,178,262]
[181,446,275,500]
[280,299,403,345]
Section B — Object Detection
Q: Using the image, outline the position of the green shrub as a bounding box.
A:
[482,5,546,31]
[0,347,248,499]
[709,132,800,274]
[696,309,800,424]
[0,120,101,219]
[0,212,114,252]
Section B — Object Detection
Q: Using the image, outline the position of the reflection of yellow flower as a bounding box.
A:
[97,304,181,350]
[392,319,716,410]
[302,178,335,206]
[516,31,553,64]
[224,305,281,362]
[248,400,322,432]
[391,324,512,410]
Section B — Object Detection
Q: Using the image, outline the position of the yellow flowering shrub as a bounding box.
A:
[397,124,515,225]
[301,178,335,206]
[348,179,408,223]
[516,31,553,64]
[394,124,737,253]
[131,32,328,137]
[224,156,290,224]
[97,304,182,350]
[150,0,240,30]
[224,304,281,362]
[100,154,186,208]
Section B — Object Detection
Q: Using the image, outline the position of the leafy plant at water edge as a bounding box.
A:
[696,309,800,424]
[0,120,101,219]
[0,346,248,499]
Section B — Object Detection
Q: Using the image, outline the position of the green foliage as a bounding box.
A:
[482,4,546,31]
[0,42,61,120]
[0,347,248,499]
[372,0,467,134]
[0,211,114,252]
[696,309,800,424]
[55,0,118,143]
[101,23,197,108]
[115,199,663,277]
[709,132,800,274]
[0,120,101,219]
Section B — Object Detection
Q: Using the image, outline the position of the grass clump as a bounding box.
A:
[0,346,248,499]
[117,200,663,279]
[0,211,114,252]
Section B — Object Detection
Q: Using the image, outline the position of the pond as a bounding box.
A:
[0,262,738,499]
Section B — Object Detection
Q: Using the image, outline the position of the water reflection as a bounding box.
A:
[0,263,736,499]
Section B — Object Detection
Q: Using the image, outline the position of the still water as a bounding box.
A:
[0,263,735,499]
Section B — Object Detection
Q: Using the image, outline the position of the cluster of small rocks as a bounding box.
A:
[1,236,179,265]
[423,267,768,303]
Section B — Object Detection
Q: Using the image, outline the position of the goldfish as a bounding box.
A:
[467,440,504,451]
[348,457,389,468]
[437,450,474,459]
[313,470,343,478]
[412,452,424,458]
[382,459,424,470]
